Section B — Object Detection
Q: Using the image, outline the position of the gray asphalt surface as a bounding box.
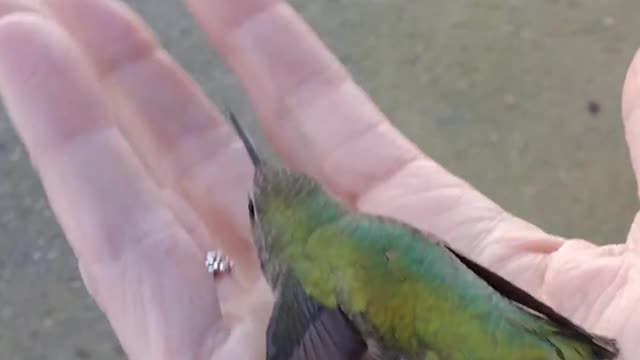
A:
[1,1,639,359]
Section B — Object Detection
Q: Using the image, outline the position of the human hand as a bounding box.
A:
[0,0,637,359]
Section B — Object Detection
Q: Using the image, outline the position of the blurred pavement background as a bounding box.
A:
[1,1,639,358]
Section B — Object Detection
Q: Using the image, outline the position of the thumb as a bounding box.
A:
[621,48,640,251]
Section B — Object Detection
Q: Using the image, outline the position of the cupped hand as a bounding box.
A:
[0,0,638,359]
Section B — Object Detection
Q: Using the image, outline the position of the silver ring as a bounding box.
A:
[205,250,233,277]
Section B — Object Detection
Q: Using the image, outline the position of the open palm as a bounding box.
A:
[0,0,638,359]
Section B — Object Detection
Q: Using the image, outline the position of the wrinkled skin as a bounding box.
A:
[0,0,639,359]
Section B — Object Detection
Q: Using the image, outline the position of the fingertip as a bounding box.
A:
[184,0,278,41]
[620,48,640,196]
[0,13,66,150]
[622,48,640,122]
[44,0,158,77]
[0,12,75,98]
[0,0,42,19]
[0,10,111,162]
[625,211,640,252]
[0,11,57,57]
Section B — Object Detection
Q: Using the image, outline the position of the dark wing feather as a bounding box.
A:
[266,268,368,360]
[444,245,619,359]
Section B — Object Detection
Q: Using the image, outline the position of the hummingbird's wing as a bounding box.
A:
[444,244,619,359]
[266,268,369,360]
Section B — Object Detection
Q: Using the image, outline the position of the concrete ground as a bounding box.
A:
[2,1,640,358]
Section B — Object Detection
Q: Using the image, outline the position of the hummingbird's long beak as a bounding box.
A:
[226,109,263,168]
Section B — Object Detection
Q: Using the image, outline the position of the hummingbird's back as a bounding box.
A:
[287,213,617,359]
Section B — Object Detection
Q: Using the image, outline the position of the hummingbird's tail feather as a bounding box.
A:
[224,108,263,167]
[444,244,619,359]
[547,332,619,360]
[589,334,619,360]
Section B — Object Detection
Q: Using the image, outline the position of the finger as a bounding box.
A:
[184,0,564,290]
[42,0,260,282]
[0,0,40,15]
[627,212,640,253]
[620,49,640,251]
[0,12,225,358]
[184,0,420,200]
[623,49,640,195]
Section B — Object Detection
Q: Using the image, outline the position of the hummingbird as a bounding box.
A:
[222,111,619,360]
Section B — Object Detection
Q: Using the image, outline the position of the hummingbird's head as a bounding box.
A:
[247,166,340,262]
[225,111,344,268]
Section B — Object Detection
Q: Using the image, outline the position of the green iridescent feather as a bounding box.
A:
[226,111,619,360]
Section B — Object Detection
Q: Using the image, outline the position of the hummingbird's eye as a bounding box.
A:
[248,198,255,219]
